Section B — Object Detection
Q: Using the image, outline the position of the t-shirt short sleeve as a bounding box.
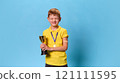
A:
[62,29,69,38]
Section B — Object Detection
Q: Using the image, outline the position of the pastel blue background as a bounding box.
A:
[0,0,120,67]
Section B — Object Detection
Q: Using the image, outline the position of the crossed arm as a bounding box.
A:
[40,37,68,51]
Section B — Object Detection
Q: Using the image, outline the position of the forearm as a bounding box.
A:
[49,46,67,51]
[43,37,68,52]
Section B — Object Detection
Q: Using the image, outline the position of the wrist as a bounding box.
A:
[49,47,54,51]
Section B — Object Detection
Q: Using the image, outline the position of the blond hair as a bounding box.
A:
[48,8,60,18]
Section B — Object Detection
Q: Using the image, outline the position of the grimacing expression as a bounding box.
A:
[48,14,61,27]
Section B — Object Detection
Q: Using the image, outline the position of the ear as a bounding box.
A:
[47,17,50,22]
[59,17,61,22]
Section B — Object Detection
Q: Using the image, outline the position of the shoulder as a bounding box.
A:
[59,26,69,38]
[43,27,50,36]
[60,26,68,32]
[43,28,49,34]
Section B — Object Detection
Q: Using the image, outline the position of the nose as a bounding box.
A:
[53,19,56,21]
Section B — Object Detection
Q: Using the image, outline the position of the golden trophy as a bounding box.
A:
[39,36,47,55]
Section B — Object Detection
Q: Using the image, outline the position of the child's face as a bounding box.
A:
[47,14,61,27]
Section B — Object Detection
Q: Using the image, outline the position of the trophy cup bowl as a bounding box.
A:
[39,36,47,55]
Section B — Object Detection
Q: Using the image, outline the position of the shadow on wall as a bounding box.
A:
[68,27,92,67]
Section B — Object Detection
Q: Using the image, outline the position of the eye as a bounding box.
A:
[55,18,59,20]
[50,18,53,20]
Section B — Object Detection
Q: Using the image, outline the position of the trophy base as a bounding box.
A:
[41,49,47,55]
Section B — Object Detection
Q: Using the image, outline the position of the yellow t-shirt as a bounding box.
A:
[43,26,69,66]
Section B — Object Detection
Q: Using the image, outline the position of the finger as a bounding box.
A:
[44,48,46,51]
[42,48,45,51]
[42,43,46,46]
[43,47,46,51]
[40,44,45,48]
[44,49,46,51]
[40,46,44,49]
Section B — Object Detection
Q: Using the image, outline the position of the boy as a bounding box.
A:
[40,8,69,67]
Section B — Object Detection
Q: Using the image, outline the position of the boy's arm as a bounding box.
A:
[43,37,68,51]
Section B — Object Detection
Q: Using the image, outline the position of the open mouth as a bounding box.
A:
[52,23,57,24]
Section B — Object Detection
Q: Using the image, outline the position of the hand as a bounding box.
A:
[44,44,51,51]
[40,43,46,51]
[40,43,51,51]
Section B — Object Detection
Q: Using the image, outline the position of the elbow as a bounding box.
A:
[64,46,68,51]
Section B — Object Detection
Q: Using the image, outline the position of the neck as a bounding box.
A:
[51,25,59,31]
